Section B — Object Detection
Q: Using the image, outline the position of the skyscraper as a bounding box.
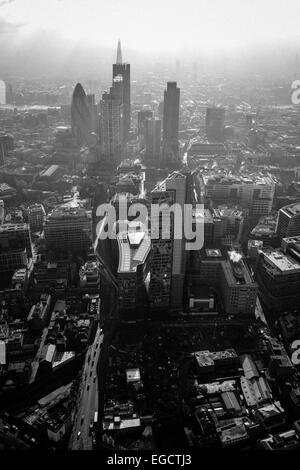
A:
[113,40,131,142]
[71,83,92,147]
[0,134,14,166]
[205,107,225,142]
[100,75,124,162]
[149,171,188,313]
[86,93,99,133]
[144,117,161,163]
[116,39,122,64]
[137,109,153,137]
[162,82,180,163]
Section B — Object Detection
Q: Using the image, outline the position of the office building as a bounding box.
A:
[0,80,5,104]
[212,206,244,246]
[86,93,99,133]
[0,223,32,258]
[149,171,188,312]
[53,126,81,166]
[79,260,100,291]
[0,134,14,166]
[144,117,161,163]
[71,83,92,147]
[202,172,275,216]
[28,204,46,232]
[276,203,300,240]
[220,259,258,315]
[256,238,300,314]
[162,82,180,163]
[27,294,51,331]
[249,214,279,248]
[100,75,124,162]
[205,107,226,142]
[44,206,92,255]
[0,249,28,273]
[137,109,153,137]
[113,40,131,142]
[117,222,151,317]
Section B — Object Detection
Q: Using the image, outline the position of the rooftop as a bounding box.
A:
[202,171,275,187]
[261,249,300,273]
[222,259,255,285]
[281,202,300,218]
[117,228,150,273]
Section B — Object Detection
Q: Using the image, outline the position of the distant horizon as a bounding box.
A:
[1,0,300,79]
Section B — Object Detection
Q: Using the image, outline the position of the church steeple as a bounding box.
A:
[116,39,122,64]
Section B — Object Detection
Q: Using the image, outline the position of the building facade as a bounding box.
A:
[162,82,180,163]
[100,76,124,163]
[44,207,92,256]
[113,41,131,142]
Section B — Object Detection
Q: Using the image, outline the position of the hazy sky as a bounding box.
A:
[1,0,300,77]
[2,0,300,51]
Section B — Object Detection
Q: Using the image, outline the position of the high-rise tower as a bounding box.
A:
[144,117,161,163]
[113,40,131,142]
[71,83,92,147]
[205,107,225,142]
[162,82,180,164]
[100,75,124,162]
[149,171,188,313]
[116,39,122,64]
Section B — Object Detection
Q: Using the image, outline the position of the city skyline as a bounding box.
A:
[2,0,300,458]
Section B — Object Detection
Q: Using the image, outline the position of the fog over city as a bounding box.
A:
[1,0,300,78]
[2,0,300,459]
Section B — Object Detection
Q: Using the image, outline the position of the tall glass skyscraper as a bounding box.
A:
[100,75,124,162]
[112,40,131,142]
[71,83,92,147]
[162,82,180,164]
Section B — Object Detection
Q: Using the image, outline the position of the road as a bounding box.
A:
[69,325,103,450]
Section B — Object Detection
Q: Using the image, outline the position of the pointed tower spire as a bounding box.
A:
[116,39,122,64]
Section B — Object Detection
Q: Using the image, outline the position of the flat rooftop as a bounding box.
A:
[40,165,60,178]
[222,260,255,285]
[262,249,300,273]
[202,172,275,187]
[281,203,300,217]
[117,228,150,273]
[0,223,28,233]
[152,171,186,193]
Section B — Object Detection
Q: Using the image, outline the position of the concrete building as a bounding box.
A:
[256,239,300,314]
[220,259,258,315]
[54,126,80,166]
[28,204,46,232]
[0,249,28,273]
[212,206,244,246]
[27,294,51,331]
[0,223,32,258]
[205,107,226,142]
[202,172,275,216]
[79,260,100,291]
[138,109,153,137]
[44,206,92,255]
[276,203,300,240]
